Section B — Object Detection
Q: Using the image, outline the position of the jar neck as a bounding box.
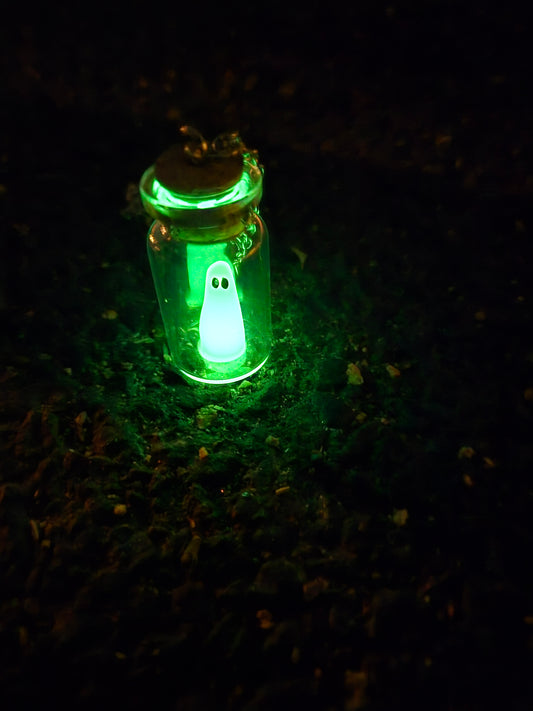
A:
[140,152,263,243]
[166,206,260,244]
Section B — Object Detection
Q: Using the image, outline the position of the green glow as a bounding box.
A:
[182,356,269,385]
[198,261,246,363]
[151,172,252,211]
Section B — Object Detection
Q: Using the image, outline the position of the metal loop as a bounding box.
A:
[211,131,242,157]
[180,125,209,164]
[179,126,244,163]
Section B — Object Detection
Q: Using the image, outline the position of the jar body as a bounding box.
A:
[147,213,271,384]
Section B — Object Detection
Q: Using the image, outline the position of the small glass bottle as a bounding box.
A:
[140,128,271,384]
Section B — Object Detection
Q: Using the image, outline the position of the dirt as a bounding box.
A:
[1,4,532,710]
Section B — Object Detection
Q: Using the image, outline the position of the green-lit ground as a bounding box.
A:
[1,4,532,709]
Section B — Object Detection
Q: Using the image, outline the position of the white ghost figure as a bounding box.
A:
[198,260,246,363]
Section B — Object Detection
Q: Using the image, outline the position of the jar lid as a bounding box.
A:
[140,127,263,242]
[154,144,244,197]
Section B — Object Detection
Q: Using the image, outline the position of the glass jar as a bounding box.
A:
[140,130,271,384]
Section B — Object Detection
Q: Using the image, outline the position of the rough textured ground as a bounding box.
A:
[1,3,532,710]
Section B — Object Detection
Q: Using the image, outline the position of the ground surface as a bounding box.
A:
[1,3,533,710]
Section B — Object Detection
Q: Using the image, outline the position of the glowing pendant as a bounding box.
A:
[141,127,271,384]
[198,261,246,363]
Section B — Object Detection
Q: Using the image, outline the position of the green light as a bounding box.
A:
[183,357,269,385]
[141,132,270,384]
[198,261,246,363]
[150,171,253,211]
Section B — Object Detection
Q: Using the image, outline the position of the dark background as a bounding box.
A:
[1,2,532,710]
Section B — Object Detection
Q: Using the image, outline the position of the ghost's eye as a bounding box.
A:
[221,277,229,289]
[212,277,219,288]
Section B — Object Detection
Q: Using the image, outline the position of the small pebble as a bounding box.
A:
[113,504,127,517]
